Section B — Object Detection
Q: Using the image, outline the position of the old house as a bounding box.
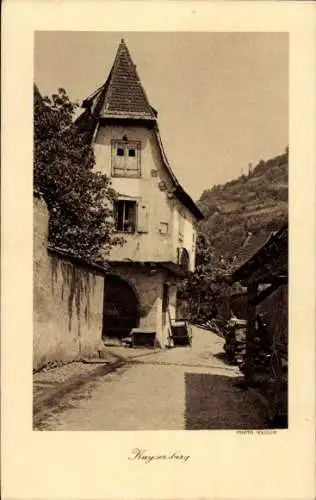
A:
[230,224,288,426]
[75,39,204,347]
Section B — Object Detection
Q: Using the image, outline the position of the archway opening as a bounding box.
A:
[102,275,140,340]
[179,247,190,272]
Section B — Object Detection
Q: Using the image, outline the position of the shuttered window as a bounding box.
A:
[112,140,141,177]
[114,200,137,233]
[114,199,149,234]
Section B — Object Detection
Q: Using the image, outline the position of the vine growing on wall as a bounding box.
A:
[34,85,123,263]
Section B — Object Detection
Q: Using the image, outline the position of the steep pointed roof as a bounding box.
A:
[77,39,204,221]
[82,39,156,121]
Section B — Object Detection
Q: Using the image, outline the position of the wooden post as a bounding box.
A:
[244,282,258,384]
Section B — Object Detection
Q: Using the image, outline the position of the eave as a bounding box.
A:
[98,113,156,122]
[230,225,288,285]
[109,260,191,277]
[153,123,204,221]
[47,245,110,273]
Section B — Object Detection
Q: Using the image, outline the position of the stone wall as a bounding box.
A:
[33,196,104,370]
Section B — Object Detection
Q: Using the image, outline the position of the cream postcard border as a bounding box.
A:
[2,2,315,499]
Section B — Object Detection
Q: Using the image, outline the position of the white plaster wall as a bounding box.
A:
[109,264,168,347]
[159,278,178,347]
[94,123,198,270]
[173,201,197,272]
[172,207,180,262]
[94,124,175,263]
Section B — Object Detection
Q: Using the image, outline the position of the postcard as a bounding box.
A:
[2,1,315,499]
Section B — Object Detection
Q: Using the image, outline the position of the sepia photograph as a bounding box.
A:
[33,31,288,431]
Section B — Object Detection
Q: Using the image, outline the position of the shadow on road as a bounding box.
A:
[212,351,240,369]
[185,372,270,430]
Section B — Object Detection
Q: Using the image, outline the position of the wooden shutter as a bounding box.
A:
[112,141,125,176]
[137,201,149,233]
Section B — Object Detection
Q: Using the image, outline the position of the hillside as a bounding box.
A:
[197,149,288,259]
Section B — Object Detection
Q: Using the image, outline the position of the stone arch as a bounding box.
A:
[179,247,190,272]
[102,274,140,339]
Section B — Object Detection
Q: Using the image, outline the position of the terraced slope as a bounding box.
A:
[197,150,288,259]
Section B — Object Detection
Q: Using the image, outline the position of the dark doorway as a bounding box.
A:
[176,289,187,320]
[102,275,140,339]
[179,247,190,272]
[162,283,169,329]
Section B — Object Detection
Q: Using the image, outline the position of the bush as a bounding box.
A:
[34,85,123,262]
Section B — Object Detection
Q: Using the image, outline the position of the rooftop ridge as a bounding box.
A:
[102,39,124,114]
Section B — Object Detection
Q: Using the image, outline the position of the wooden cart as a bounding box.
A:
[167,309,192,347]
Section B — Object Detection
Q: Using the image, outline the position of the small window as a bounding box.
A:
[117,148,124,157]
[128,149,136,157]
[159,221,169,235]
[115,200,137,233]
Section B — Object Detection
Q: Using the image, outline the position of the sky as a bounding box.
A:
[34,31,288,200]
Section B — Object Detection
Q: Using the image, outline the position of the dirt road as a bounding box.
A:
[34,326,269,430]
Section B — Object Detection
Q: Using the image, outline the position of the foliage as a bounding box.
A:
[197,149,289,259]
[181,149,288,324]
[34,86,123,262]
[179,234,238,324]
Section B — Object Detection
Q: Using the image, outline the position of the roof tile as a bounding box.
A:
[83,39,155,120]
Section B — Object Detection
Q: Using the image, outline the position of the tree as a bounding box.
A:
[34,86,122,263]
[179,234,235,324]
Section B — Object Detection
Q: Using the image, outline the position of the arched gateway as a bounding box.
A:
[102,275,140,340]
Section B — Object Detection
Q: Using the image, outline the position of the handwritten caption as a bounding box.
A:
[128,448,190,464]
